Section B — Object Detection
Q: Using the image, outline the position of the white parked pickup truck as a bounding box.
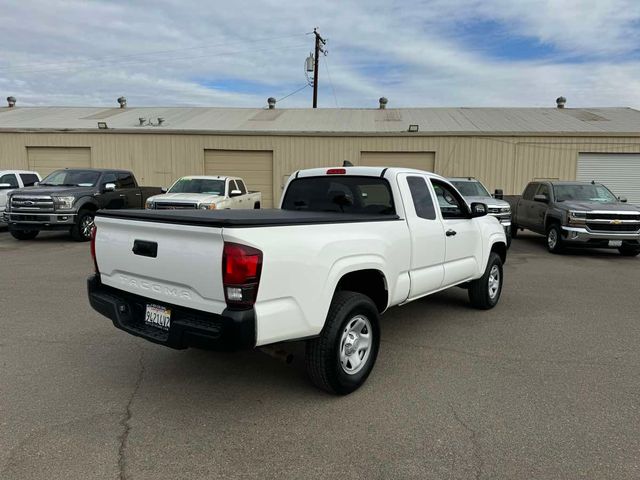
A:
[88,167,507,394]
[0,170,41,226]
[145,176,261,210]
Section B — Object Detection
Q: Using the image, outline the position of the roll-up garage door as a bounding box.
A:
[360,152,435,172]
[204,150,274,207]
[27,147,91,177]
[577,153,640,205]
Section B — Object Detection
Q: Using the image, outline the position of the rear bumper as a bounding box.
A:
[87,275,255,351]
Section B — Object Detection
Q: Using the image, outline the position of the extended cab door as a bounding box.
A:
[516,182,538,229]
[117,172,142,208]
[228,180,245,209]
[529,183,551,234]
[400,174,445,299]
[430,179,482,287]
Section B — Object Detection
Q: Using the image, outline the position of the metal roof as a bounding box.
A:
[0,106,639,136]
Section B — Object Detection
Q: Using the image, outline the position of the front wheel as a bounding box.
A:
[305,291,380,395]
[10,230,39,240]
[619,246,640,257]
[546,224,564,254]
[468,252,503,309]
[71,210,95,242]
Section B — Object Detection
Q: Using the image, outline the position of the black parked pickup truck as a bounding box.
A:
[3,169,162,241]
[512,180,640,256]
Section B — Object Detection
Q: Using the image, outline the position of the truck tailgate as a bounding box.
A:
[94,215,227,314]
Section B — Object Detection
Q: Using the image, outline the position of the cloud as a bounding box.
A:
[0,0,638,108]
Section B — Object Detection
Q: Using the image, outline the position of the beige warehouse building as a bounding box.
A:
[1,100,640,206]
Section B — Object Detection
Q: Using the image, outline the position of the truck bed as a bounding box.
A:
[96,208,400,228]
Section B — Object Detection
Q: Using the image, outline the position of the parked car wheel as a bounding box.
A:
[468,252,503,310]
[10,229,39,240]
[546,224,564,254]
[71,210,95,242]
[254,202,261,209]
[618,246,640,257]
[511,225,519,239]
[305,291,380,395]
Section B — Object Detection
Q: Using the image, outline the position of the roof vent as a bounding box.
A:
[267,97,276,109]
[117,96,127,108]
[379,97,388,109]
[157,117,164,126]
[138,117,146,126]
[7,96,16,107]
[556,96,566,109]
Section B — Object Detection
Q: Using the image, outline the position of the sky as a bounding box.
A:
[0,0,639,109]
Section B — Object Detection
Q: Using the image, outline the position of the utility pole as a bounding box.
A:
[312,28,326,108]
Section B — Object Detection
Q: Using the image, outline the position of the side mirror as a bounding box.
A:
[229,189,242,197]
[470,202,487,218]
[161,187,167,193]
[104,183,116,192]
[533,194,548,203]
[619,196,628,203]
[493,189,504,200]
[0,183,12,190]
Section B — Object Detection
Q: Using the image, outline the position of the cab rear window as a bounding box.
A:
[282,176,395,215]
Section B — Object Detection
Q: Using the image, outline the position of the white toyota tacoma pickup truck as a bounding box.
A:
[88,167,507,394]
[145,176,261,210]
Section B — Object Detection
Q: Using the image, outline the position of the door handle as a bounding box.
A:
[446,229,457,237]
[119,194,126,197]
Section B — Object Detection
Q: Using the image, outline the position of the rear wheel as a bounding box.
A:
[71,210,95,242]
[468,252,503,309]
[619,246,640,257]
[254,202,261,209]
[10,230,39,240]
[306,291,380,395]
[511,224,519,239]
[546,224,564,254]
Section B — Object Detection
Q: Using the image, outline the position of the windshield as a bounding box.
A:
[451,180,490,197]
[168,178,225,195]
[554,184,618,203]
[40,170,101,187]
[282,176,395,215]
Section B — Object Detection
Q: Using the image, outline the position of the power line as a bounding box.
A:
[323,55,339,108]
[276,84,309,103]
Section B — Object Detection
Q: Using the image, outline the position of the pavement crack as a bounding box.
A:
[448,402,484,480]
[117,347,145,480]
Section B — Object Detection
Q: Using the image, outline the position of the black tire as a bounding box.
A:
[468,252,503,310]
[506,231,512,249]
[70,209,95,242]
[546,223,564,254]
[10,230,39,240]
[305,291,380,395]
[511,224,518,239]
[254,202,261,209]
[619,246,640,257]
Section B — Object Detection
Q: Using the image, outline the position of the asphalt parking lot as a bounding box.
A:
[1,228,639,480]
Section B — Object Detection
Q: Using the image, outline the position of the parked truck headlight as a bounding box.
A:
[568,210,587,225]
[199,203,217,210]
[145,200,154,209]
[53,196,75,210]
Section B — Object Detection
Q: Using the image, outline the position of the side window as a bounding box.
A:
[229,180,238,193]
[536,184,550,199]
[431,180,468,219]
[236,180,247,195]
[102,173,117,187]
[0,173,19,188]
[19,173,39,186]
[407,176,436,220]
[522,183,537,200]
[117,172,135,189]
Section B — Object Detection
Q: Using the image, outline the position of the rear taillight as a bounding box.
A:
[90,225,99,274]
[222,242,263,309]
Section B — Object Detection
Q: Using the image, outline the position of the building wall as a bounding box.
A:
[1,132,640,202]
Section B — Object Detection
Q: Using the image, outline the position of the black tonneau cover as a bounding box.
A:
[96,208,400,228]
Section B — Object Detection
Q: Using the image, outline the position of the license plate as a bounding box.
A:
[144,304,171,330]
[608,240,623,247]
